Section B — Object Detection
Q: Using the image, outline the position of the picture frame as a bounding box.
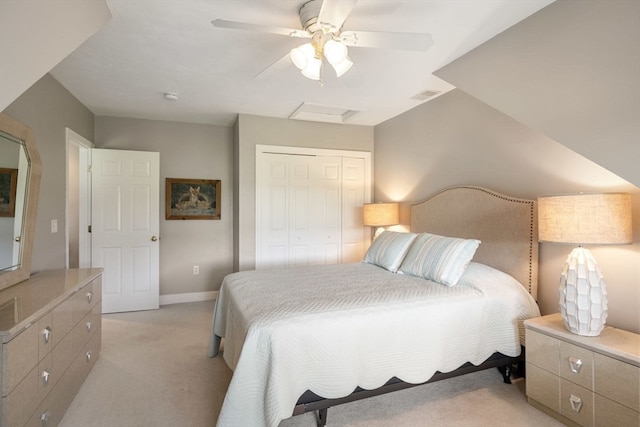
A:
[0,168,18,218]
[166,178,221,220]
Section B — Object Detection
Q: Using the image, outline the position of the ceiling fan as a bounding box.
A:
[212,0,433,82]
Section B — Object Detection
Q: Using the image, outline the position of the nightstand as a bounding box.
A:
[524,313,640,427]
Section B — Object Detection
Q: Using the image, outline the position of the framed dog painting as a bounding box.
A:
[0,168,18,218]
[165,178,221,220]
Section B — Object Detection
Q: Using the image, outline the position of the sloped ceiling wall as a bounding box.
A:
[434,0,640,187]
[0,0,111,112]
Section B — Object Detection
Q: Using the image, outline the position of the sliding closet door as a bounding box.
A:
[256,148,369,269]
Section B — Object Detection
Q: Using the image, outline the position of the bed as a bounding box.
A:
[209,186,540,427]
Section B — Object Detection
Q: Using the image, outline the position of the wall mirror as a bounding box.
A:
[0,113,41,291]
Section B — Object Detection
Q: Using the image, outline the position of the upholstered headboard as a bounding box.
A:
[411,186,538,300]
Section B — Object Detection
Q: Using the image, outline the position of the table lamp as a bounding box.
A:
[363,202,399,239]
[538,193,632,336]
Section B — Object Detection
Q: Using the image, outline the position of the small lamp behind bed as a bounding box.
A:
[538,193,632,337]
[363,202,399,240]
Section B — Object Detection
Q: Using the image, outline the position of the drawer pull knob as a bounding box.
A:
[569,356,582,374]
[86,351,92,362]
[42,326,52,344]
[569,394,583,412]
[86,291,93,303]
[42,370,50,386]
[41,410,51,426]
[86,321,92,333]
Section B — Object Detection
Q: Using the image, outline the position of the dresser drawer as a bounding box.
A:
[1,364,39,427]
[560,379,594,427]
[2,325,38,396]
[594,393,640,427]
[526,329,559,374]
[594,353,640,412]
[560,341,593,390]
[526,362,560,413]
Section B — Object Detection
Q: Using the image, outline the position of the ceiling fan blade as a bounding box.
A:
[339,30,433,52]
[212,19,310,39]
[318,0,358,32]
[254,52,293,80]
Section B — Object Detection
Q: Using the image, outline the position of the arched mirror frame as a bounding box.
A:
[0,113,42,290]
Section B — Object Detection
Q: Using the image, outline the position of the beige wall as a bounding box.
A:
[3,74,95,272]
[374,89,640,333]
[0,0,111,111]
[235,114,374,271]
[435,0,640,187]
[95,116,234,295]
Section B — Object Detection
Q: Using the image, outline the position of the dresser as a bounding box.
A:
[0,269,102,427]
[525,314,640,427]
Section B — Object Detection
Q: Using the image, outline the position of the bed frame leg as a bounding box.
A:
[316,408,328,426]
[497,365,512,384]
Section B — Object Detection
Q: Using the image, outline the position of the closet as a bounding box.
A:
[256,146,371,269]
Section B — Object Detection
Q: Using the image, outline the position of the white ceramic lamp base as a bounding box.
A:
[559,247,608,336]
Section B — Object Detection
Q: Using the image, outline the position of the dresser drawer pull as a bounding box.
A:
[41,410,51,426]
[86,321,92,333]
[86,291,93,303]
[569,394,583,412]
[42,370,50,386]
[568,356,582,374]
[42,326,52,344]
[86,351,92,362]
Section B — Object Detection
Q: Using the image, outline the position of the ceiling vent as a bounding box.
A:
[289,102,359,124]
[410,90,441,101]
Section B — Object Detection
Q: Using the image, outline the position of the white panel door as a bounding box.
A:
[91,149,160,313]
[257,148,369,269]
[341,157,367,263]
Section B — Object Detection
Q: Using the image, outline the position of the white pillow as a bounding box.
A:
[398,233,481,286]
[363,231,418,272]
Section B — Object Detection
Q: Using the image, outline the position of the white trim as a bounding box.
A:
[159,291,218,306]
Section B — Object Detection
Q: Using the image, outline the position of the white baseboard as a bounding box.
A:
[159,290,218,306]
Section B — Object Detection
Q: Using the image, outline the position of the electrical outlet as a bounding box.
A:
[193,265,199,275]
[51,219,58,233]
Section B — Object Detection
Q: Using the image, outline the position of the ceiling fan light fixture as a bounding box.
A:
[331,57,353,77]
[291,43,315,70]
[300,55,322,80]
[323,39,348,65]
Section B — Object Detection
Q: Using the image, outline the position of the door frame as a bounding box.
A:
[65,128,93,269]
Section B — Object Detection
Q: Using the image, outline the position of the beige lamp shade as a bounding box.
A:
[538,193,632,245]
[363,202,399,227]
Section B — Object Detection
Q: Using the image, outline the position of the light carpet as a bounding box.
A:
[60,301,564,427]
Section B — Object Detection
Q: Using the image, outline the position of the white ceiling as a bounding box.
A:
[50,0,554,127]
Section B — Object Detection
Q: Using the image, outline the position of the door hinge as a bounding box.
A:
[88,225,92,233]
[88,164,92,173]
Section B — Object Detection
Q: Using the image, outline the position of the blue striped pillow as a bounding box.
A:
[398,233,481,286]
[363,231,418,272]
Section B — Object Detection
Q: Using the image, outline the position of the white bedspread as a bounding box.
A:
[211,262,540,427]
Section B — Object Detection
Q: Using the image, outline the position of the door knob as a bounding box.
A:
[14,236,21,242]
[151,236,158,242]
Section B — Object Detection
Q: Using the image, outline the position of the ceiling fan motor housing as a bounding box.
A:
[300,0,335,34]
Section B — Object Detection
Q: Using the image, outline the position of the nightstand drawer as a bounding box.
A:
[526,329,559,374]
[595,394,640,427]
[560,341,593,390]
[526,363,560,413]
[594,353,640,412]
[561,379,593,427]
